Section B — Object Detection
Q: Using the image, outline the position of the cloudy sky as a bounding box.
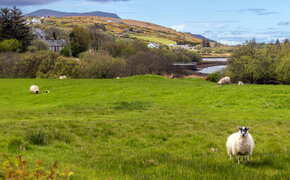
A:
[1,0,289,45]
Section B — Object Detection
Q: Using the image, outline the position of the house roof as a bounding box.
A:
[45,39,67,47]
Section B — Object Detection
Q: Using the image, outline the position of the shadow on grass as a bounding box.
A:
[112,101,149,111]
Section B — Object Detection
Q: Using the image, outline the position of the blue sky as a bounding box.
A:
[1,0,290,45]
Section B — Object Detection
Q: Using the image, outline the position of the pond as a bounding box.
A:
[197,65,227,74]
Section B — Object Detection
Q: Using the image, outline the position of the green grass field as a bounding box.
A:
[130,35,177,45]
[0,75,289,179]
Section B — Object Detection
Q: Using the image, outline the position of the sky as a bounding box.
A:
[1,0,290,45]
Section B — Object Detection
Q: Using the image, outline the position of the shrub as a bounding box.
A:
[28,39,49,52]
[23,130,47,146]
[0,154,73,179]
[276,56,290,84]
[80,50,125,78]
[60,46,71,57]
[0,39,22,52]
[227,41,290,84]
[126,49,173,75]
[206,68,226,83]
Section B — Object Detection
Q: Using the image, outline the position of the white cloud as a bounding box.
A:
[218,40,241,46]
[170,24,186,32]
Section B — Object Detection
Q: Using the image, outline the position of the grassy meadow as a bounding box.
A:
[0,75,289,179]
[130,36,177,45]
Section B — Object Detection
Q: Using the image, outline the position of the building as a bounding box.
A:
[148,43,159,49]
[33,28,46,40]
[31,18,41,24]
[45,39,67,52]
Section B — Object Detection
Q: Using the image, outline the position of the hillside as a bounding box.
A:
[32,16,202,45]
[0,76,289,179]
[27,9,120,19]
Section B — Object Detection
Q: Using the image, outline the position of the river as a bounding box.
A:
[198,58,228,74]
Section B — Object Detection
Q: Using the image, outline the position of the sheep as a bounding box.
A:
[218,77,230,85]
[226,127,254,164]
[30,85,39,94]
[59,75,67,79]
[238,81,244,85]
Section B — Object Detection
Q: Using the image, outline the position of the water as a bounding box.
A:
[198,65,227,74]
[202,58,227,62]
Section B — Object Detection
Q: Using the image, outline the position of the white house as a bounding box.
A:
[148,43,159,49]
[31,18,41,24]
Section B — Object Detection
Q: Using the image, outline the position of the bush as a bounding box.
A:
[60,46,71,57]
[80,50,125,78]
[0,154,73,179]
[227,41,290,84]
[28,39,49,52]
[23,130,47,146]
[0,39,22,52]
[276,56,290,84]
[126,49,172,75]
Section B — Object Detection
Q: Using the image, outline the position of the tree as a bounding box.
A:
[69,26,90,57]
[0,6,33,50]
[284,39,289,45]
[201,38,210,47]
[275,39,281,47]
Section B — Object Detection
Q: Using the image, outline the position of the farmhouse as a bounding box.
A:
[45,39,67,52]
[31,18,41,24]
[148,42,159,49]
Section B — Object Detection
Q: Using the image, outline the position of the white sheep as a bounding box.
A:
[238,81,244,85]
[218,77,230,85]
[226,127,254,164]
[30,85,39,94]
[59,75,67,79]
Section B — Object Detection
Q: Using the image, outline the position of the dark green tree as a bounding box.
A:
[69,26,90,57]
[201,38,210,47]
[0,6,33,50]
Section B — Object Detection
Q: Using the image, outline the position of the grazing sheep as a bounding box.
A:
[59,75,67,79]
[46,90,50,93]
[116,77,120,79]
[226,127,254,164]
[238,81,244,85]
[218,77,231,85]
[30,85,39,94]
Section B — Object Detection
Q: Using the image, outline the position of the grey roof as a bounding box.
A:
[33,28,46,39]
[45,39,67,47]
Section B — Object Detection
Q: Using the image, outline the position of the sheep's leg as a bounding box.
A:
[238,156,240,165]
[247,155,250,163]
[229,154,232,161]
[243,156,246,164]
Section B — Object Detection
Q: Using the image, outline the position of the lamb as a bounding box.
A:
[226,127,254,164]
[218,77,230,85]
[30,85,39,94]
[238,81,244,85]
[59,75,67,79]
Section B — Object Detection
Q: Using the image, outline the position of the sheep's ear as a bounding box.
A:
[237,126,241,130]
[247,127,251,130]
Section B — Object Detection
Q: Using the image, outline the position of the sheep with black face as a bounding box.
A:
[30,85,39,94]
[226,127,255,164]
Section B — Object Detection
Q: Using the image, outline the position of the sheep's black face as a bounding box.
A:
[238,127,249,137]
[35,91,39,94]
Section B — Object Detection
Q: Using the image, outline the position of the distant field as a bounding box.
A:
[131,35,177,45]
[0,76,289,179]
